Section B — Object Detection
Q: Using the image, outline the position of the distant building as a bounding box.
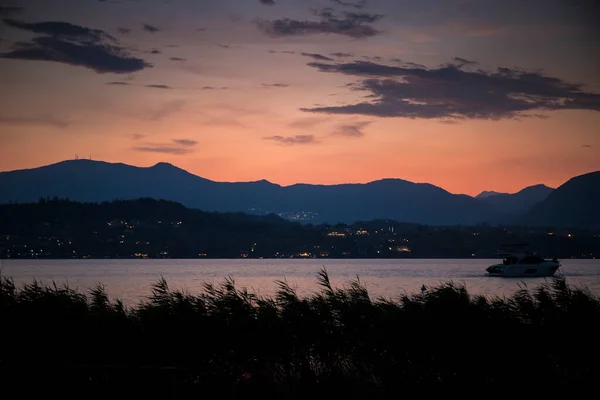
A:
[393,246,411,254]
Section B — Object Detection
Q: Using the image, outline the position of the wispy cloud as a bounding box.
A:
[302,59,600,120]
[258,0,276,5]
[106,81,130,85]
[453,57,477,66]
[333,121,372,137]
[582,144,593,148]
[301,52,334,61]
[173,139,198,147]
[0,114,69,128]
[133,146,190,155]
[133,138,198,155]
[146,84,172,89]
[169,57,186,61]
[264,135,319,145]
[255,9,383,39]
[330,0,368,9]
[262,83,289,88]
[331,52,354,58]
[142,24,160,33]
[217,44,241,49]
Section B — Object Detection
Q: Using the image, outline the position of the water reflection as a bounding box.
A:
[1,258,599,305]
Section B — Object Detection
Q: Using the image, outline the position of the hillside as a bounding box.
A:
[525,171,600,228]
[477,184,554,215]
[0,160,499,225]
[1,198,598,259]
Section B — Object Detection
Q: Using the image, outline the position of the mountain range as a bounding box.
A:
[475,184,555,215]
[0,160,598,228]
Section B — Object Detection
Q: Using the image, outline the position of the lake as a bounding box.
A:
[1,258,599,305]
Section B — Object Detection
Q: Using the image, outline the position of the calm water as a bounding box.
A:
[1,258,599,305]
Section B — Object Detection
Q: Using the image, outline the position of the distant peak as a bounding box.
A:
[152,162,175,168]
[475,190,506,199]
[524,184,553,190]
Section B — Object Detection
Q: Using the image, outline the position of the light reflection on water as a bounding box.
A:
[1,258,598,306]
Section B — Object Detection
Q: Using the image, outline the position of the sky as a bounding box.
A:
[0,0,598,196]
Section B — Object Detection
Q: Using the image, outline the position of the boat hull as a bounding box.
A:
[486,262,560,277]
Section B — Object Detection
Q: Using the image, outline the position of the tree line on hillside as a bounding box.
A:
[0,198,598,259]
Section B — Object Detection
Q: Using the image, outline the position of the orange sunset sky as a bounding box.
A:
[0,0,598,196]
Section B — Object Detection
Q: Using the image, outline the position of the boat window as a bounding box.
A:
[519,256,544,264]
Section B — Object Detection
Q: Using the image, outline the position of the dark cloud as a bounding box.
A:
[404,61,426,69]
[259,0,276,5]
[453,57,477,66]
[264,135,318,145]
[142,24,160,33]
[262,83,290,88]
[217,44,241,49]
[202,86,229,90]
[330,0,368,9]
[133,146,191,155]
[1,36,150,74]
[362,55,382,61]
[173,139,197,147]
[1,19,150,74]
[331,52,354,58]
[150,49,161,54]
[333,121,372,137]
[0,5,23,16]
[146,84,171,89]
[3,18,114,41]
[0,114,69,128]
[301,60,600,120]
[255,9,383,39]
[106,81,130,85]
[301,52,334,61]
[117,27,131,35]
[582,144,593,148]
[169,57,186,61]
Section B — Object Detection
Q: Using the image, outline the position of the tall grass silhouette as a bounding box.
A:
[1,268,598,397]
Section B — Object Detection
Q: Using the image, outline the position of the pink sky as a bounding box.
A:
[1,0,598,196]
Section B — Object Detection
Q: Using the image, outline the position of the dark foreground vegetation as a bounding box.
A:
[1,198,599,259]
[1,270,599,397]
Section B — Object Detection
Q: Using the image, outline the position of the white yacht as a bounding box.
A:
[485,245,560,277]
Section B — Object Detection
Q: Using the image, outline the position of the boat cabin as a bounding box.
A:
[502,254,546,265]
